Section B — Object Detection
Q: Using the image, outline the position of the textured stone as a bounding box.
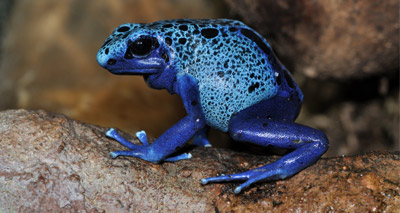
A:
[1,109,399,211]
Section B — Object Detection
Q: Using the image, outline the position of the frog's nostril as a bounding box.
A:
[107,59,117,65]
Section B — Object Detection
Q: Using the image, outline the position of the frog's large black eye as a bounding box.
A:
[129,37,153,57]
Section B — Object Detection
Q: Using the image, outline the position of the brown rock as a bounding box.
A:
[1,109,399,211]
[225,0,399,79]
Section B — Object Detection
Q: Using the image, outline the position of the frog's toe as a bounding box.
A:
[110,150,144,159]
[165,153,192,162]
[202,166,285,193]
[135,130,149,145]
[110,151,121,159]
[233,169,282,193]
[105,128,119,139]
[201,171,252,185]
[106,128,138,149]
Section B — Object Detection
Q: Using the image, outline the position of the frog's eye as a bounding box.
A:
[129,37,153,57]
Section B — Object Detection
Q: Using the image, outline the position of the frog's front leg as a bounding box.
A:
[107,74,206,163]
[202,113,328,194]
[107,114,203,162]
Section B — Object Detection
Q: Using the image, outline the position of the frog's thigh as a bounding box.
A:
[228,102,327,148]
[231,94,302,124]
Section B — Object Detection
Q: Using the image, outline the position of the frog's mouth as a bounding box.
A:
[108,68,160,75]
[97,47,165,75]
[101,57,164,75]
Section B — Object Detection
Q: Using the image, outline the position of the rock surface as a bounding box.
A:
[1,109,399,212]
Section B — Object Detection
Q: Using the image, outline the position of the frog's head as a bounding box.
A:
[97,23,169,76]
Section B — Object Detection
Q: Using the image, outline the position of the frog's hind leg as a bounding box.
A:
[201,112,328,194]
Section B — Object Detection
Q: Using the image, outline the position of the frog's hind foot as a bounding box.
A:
[201,161,288,194]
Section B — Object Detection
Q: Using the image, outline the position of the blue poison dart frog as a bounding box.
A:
[97,19,328,194]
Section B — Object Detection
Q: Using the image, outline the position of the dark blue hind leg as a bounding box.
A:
[201,115,328,194]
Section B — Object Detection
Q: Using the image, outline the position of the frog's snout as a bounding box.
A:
[96,49,112,68]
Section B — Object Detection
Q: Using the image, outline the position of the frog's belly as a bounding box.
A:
[198,74,278,132]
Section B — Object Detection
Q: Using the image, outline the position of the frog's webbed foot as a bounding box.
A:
[106,128,191,162]
[201,162,285,194]
[106,128,146,150]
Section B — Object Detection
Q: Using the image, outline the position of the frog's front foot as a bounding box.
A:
[106,128,191,162]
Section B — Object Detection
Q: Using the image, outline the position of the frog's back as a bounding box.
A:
[151,19,302,132]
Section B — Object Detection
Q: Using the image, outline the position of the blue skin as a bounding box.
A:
[97,19,328,194]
